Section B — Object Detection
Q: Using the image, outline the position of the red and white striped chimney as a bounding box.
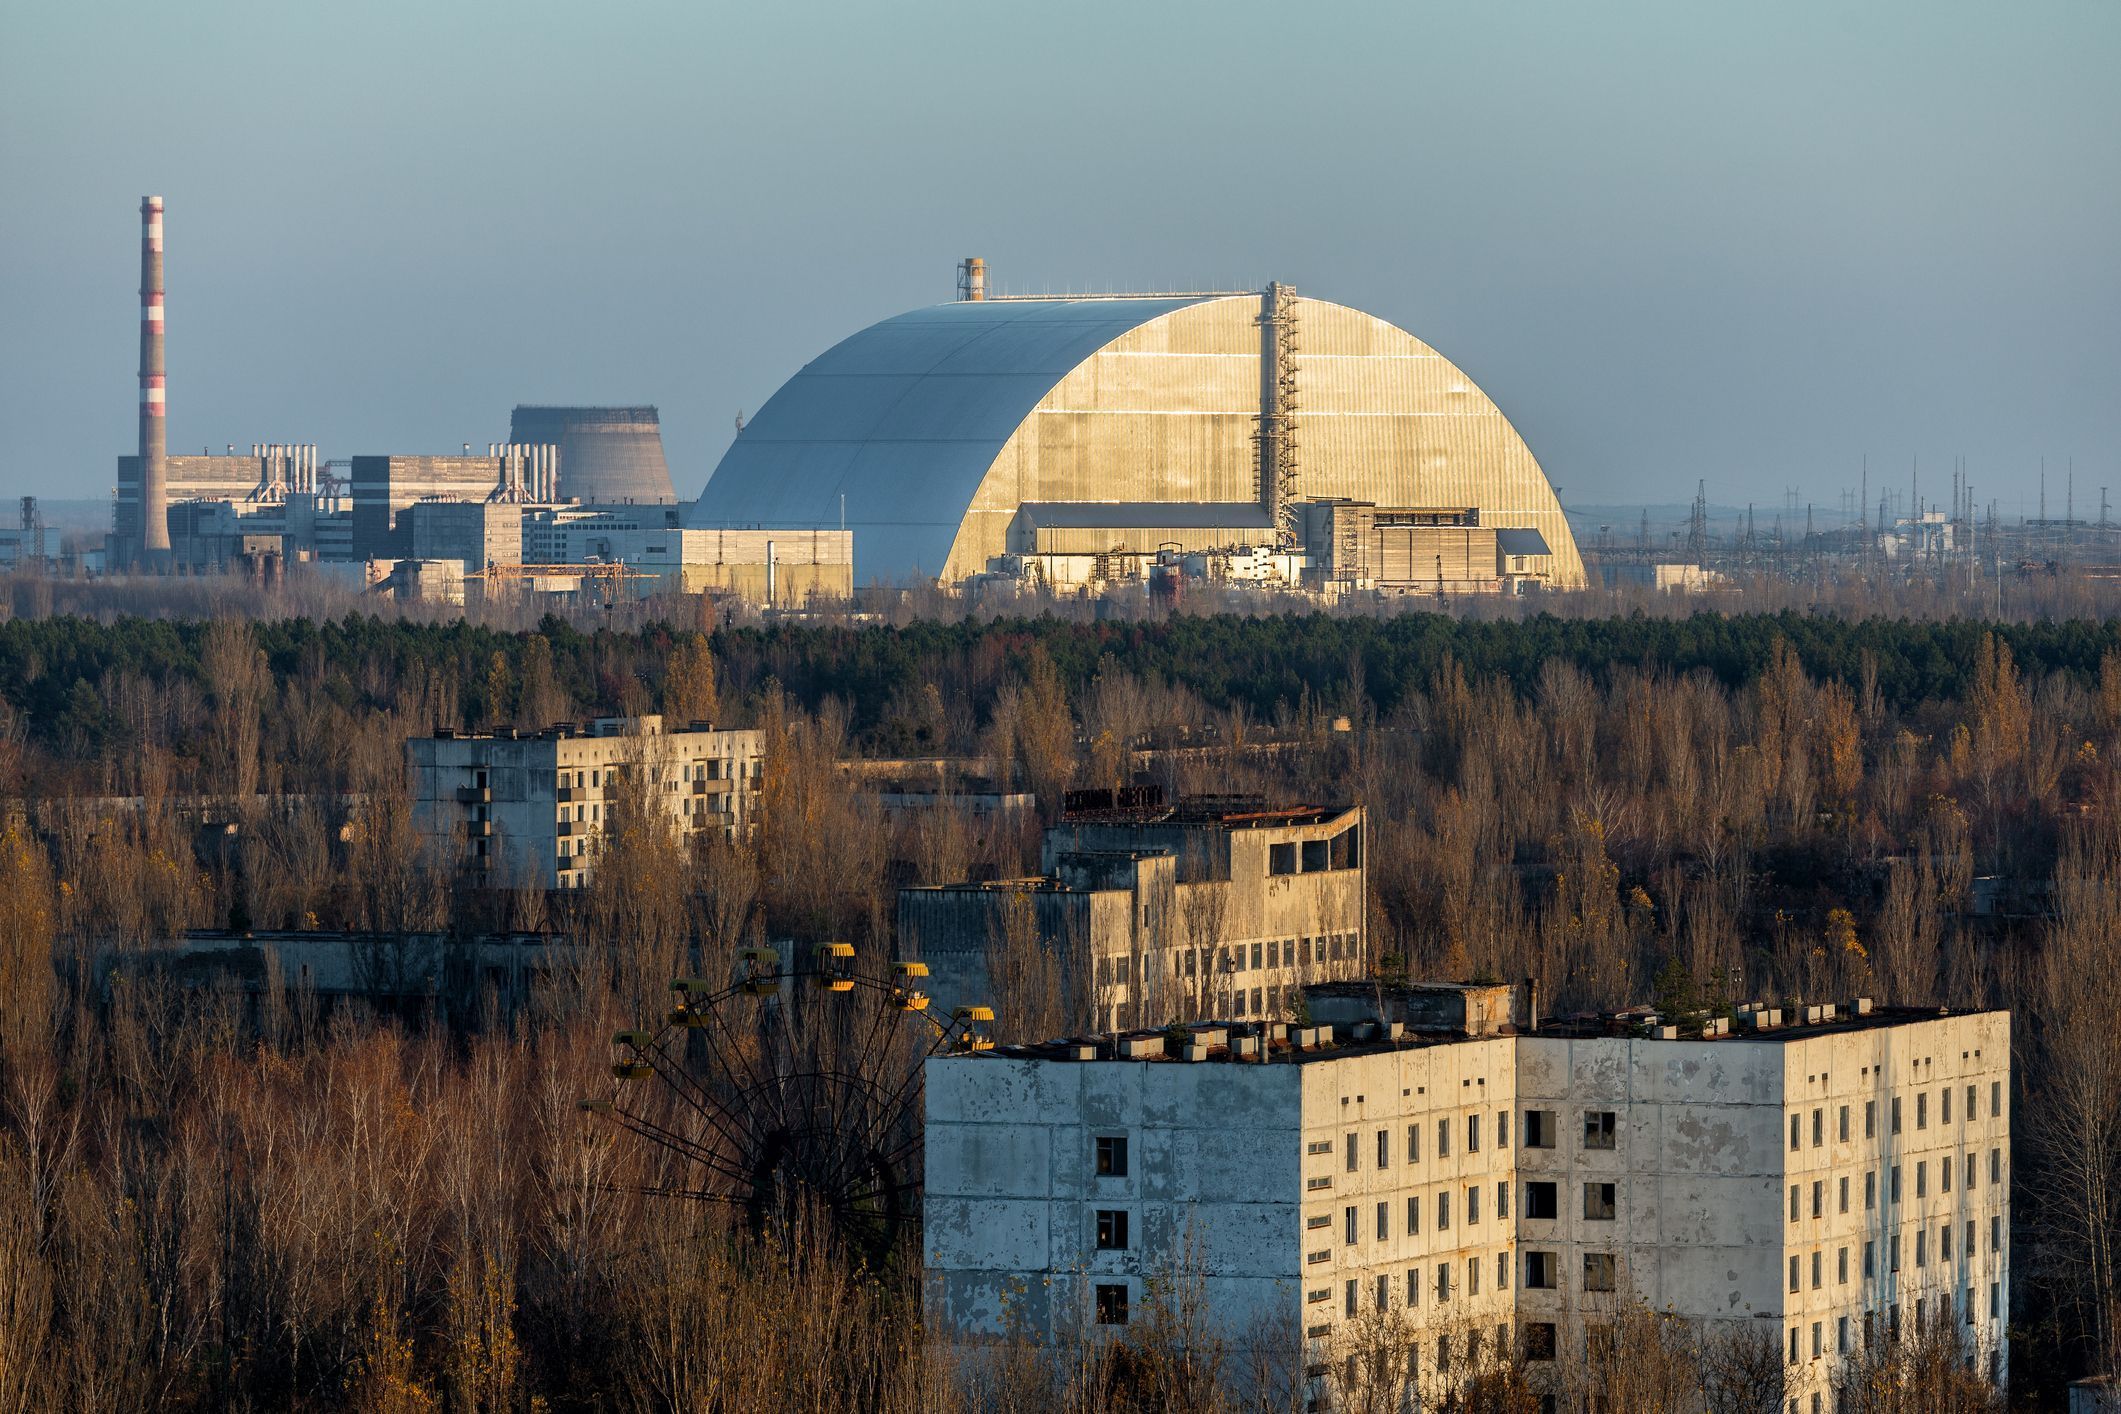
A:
[138,195,169,557]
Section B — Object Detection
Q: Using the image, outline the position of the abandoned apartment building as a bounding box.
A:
[897,790,1366,1028]
[924,981,2009,1411]
[407,714,764,888]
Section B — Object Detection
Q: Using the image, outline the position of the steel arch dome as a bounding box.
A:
[688,294,1584,587]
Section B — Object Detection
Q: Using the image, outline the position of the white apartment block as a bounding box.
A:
[923,984,2010,1410]
[407,714,763,888]
[900,795,1365,1028]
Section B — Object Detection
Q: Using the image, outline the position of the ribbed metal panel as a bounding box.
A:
[691,293,1583,586]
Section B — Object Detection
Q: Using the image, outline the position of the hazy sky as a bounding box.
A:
[3,0,2116,517]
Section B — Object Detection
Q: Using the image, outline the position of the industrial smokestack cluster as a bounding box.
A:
[253,443,319,498]
[487,442,558,502]
[138,196,168,557]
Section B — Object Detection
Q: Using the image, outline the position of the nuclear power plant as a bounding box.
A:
[99,205,1577,604]
[690,259,1586,593]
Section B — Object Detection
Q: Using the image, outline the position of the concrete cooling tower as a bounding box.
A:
[508,406,676,505]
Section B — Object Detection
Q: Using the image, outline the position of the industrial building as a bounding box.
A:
[691,262,1585,592]
[348,444,556,560]
[407,715,763,888]
[508,405,678,505]
[899,791,1365,1029]
[925,986,2009,1409]
[522,508,852,603]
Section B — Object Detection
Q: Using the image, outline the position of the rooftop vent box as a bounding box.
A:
[1189,1027,1228,1051]
[1232,1036,1261,1058]
[1654,1025,1679,1040]
[1183,1044,1211,1062]
[1854,997,1875,1016]
[1067,1043,1098,1061]
[1118,1036,1164,1060]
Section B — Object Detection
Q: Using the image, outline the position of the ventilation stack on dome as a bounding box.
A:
[688,267,1585,592]
[507,406,676,505]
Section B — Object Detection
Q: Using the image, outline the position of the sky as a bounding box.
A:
[2,0,2116,518]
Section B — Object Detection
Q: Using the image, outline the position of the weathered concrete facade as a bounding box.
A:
[408,714,762,888]
[925,999,2010,1406]
[900,802,1365,1028]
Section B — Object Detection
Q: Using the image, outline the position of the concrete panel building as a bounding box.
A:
[404,499,523,570]
[925,988,2009,1410]
[407,714,763,889]
[350,452,550,560]
[691,278,1584,589]
[900,795,1365,1029]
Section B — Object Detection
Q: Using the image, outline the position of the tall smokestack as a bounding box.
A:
[138,195,169,558]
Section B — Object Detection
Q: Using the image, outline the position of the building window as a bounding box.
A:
[1992,1215,2002,1252]
[1992,1081,2002,1117]
[1917,1093,1928,1130]
[1345,1133,1358,1173]
[1584,1183,1616,1220]
[1789,1327,1799,1365]
[1407,1123,1421,1163]
[1469,1113,1481,1153]
[1812,1321,1823,1359]
[1377,1129,1391,1169]
[1864,1240,1875,1279]
[1095,1284,1128,1325]
[1438,1190,1451,1230]
[1095,1210,1129,1250]
[1942,1087,1953,1124]
[1345,1279,1357,1318]
[1839,1176,1850,1214]
[1498,1180,1510,1217]
[1270,842,1297,875]
[1407,1268,1421,1308]
[1890,1234,1901,1272]
[1527,1182,1558,1219]
[1376,1273,1391,1310]
[1891,1165,1901,1203]
[1811,1250,1822,1290]
[1865,1171,1877,1210]
[1438,1118,1451,1158]
[1892,1097,1902,1135]
[1942,1156,1953,1192]
[1524,1323,1557,1361]
[1377,1201,1389,1241]
[1790,1115,1801,1152]
[1965,1150,1975,1191]
[1990,1281,2000,1318]
[1838,1247,1849,1284]
[1345,1207,1358,1244]
[1812,1109,1823,1147]
[1437,1263,1452,1302]
[1916,1230,1927,1268]
[1496,1109,1509,1148]
[1407,1195,1420,1234]
[1789,1255,1800,1293]
[1584,1253,1617,1292]
[1812,1181,1823,1219]
[1584,1111,1618,1150]
[1525,1110,1557,1148]
[1526,1252,1557,1289]
[1468,1186,1481,1224]
[1990,1147,2002,1185]
[1467,1255,1481,1295]
[1789,1184,1799,1222]
[1916,1161,1927,1199]
[1095,1136,1128,1177]
[1498,1251,1511,1290]
[1839,1105,1850,1142]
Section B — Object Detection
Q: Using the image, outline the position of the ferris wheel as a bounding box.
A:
[586,943,995,1264]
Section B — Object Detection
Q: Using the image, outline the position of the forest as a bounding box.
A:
[1,606,2118,1409]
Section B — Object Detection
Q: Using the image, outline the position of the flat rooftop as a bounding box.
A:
[964,992,2002,1067]
[427,714,752,743]
[1058,787,1351,829]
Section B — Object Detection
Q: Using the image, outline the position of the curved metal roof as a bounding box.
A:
[687,297,1215,580]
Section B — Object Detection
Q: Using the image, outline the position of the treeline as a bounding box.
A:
[9,609,2121,781]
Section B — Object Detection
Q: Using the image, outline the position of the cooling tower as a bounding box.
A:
[507,406,676,505]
